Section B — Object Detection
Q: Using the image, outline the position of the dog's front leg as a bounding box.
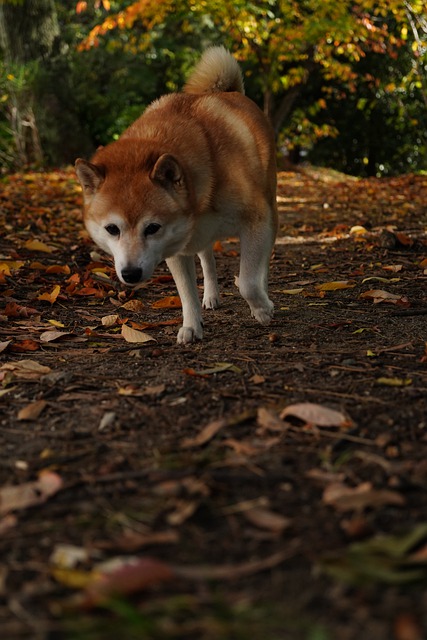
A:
[198,246,220,310]
[166,254,203,344]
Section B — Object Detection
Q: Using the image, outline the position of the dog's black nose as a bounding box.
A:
[121,267,143,284]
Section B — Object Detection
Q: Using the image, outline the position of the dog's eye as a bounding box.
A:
[144,223,161,237]
[105,224,120,236]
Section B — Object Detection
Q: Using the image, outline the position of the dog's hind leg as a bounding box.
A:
[166,254,203,344]
[238,221,275,325]
[198,246,220,310]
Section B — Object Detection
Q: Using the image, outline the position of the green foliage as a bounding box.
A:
[0,0,426,174]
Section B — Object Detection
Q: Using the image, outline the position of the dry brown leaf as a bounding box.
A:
[280,402,351,428]
[0,360,51,380]
[0,340,11,354]
[121,324,155,344]
[40,330,74,343]
[242,507,291,533]
[114,530,179,551]
[121,299,145,312]
[17,399,47,421]
[101,314,119,327]
[181,418,227,448]
[0,470,62,515]
[322,481,405,512]
[257,407,287,432]
[360,289,409,305]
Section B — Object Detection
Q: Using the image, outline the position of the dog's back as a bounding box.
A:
[123,48,277,216]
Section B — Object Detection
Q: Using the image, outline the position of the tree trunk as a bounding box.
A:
[0,0,60,166]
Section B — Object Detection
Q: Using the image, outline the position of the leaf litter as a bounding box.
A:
[1,167,427,638]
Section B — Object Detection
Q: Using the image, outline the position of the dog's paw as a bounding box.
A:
[252,301,274,325]
[202,294,220,310]
[177,324,203,344]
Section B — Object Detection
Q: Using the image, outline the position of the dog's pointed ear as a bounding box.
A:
[150,154,184,189]
[75,158,105,195]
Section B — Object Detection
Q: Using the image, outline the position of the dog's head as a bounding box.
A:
[75,142,194,286]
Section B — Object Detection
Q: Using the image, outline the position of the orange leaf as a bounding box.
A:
[10,340,39,352]
[17,399,47,421]
[152,296,182,309]
[38,284,61,304]
[3,302,39,317]
[45,265,71,275]
[316,281,356,291]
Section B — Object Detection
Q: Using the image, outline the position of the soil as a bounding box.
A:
[1,166,427,640]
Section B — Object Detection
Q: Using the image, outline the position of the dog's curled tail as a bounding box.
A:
[183,46,244,95]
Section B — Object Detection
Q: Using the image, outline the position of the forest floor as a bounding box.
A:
[0,165,427,640]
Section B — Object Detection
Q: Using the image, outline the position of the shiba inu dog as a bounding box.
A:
[75,46,277,343]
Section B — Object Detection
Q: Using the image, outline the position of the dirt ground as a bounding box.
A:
[1,166,427,640]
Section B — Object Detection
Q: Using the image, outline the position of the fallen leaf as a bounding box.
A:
[185,362,242,376]
[0,340,11,354]
[350,225,369,235]
[376,377,412,387]
[257,407,287,432]
[181,410,255,448]
[121,324,155,344]
[250,374,265,384]
[17,399,47,421]
[152,296,182,309]
[25,238,56,253]
[322,481,405,512]
[316,281,356,291]
[360,289,409,306]
[181,418,227,448]
[40,330,74,342]
[280,402,351,428]
[0,470,62,516]
[78,556,174,607]
[101,314,119,327]
[3,301,39,317]
[50,544,90,569]
[383,265,403,273]
[280,288,304,295]
[45,264,71,274]
[0,360,51,380]
[242,507,291,533]
[120,299,145,312]
[117,383,166,397]
[114,530,179,552]
[47,319,65,328]
[38,284,61,304]
[9,340,40,352]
